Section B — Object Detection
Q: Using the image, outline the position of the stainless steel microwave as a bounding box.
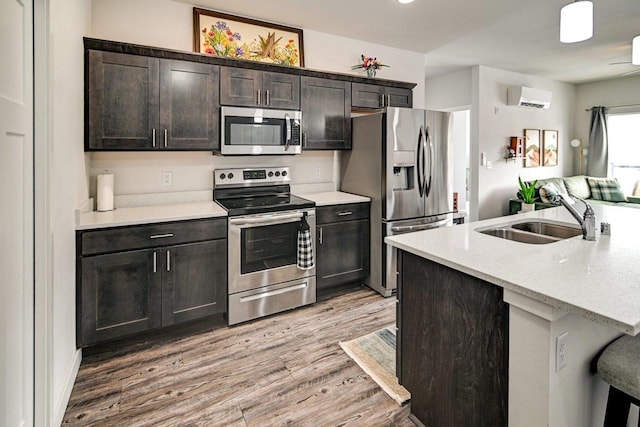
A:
[219,106,302,155]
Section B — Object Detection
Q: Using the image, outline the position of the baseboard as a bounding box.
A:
[53,348,82,426]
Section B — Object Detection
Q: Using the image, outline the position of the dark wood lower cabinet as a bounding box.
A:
[77,218,227,347]
[397,251,508,427]
[162,240,227,325]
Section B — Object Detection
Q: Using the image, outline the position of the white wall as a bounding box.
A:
[574,75,640,174]
[89,0,426,198]
[49,0,91,424]
[425,68,472,111]
[474,66,575,220]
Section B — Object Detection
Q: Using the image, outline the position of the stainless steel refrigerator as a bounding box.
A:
[340,107,453,297]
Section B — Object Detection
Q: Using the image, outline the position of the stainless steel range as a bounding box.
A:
[214,167,316,325]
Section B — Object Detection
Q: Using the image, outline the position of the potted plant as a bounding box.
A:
[518,177,537,212]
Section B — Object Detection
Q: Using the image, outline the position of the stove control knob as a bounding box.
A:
[228,173,234,179]
[219,173,226,180]
[275,171,281,177]
[268,171,274,177]
[282,170,288,177]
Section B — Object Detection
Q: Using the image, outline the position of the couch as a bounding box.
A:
[510,175,640,214]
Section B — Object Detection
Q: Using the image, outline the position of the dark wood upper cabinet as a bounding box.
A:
[87,51,219,151]
[352,82,413,109]
[87,51,160,150]
[301,76,351,150]
[220,67,300,109]
[160,60,220,150]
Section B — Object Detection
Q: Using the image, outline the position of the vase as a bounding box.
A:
[520,202,535,213]
[366,68,376,77]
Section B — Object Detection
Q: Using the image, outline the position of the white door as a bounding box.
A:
[0,0,35,426]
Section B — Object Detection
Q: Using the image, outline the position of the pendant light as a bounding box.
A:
[633,35,640,65]
[560,0,593,43]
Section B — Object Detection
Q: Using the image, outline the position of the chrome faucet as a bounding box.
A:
[546,189,596,241]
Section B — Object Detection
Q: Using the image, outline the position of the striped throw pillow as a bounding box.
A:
[587,177,627,202]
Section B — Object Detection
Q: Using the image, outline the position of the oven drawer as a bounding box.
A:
[228,277,316,325]
[316,202,370,224]
[81,218,227,256]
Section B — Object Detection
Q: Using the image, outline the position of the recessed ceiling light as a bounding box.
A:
[397,0,415,4]
[560,0,593,43]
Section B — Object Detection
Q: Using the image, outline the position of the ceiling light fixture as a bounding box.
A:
[397,0,415,4]
[633,35,640,65]
[560,0,593,43]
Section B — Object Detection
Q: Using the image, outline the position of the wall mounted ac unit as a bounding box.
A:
[507,86,552,109]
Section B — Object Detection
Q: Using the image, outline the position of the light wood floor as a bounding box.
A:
[62,285,414,426]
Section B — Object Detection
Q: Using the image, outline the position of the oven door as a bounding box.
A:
[228,208,315,295]
[220,106,302,155]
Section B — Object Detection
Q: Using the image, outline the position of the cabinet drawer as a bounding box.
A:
[316,202,369,224]
[81,218,227,256]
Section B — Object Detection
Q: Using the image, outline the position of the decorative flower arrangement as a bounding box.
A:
[351,54,389,77]
[201,21,299,66]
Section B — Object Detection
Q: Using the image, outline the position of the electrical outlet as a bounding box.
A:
[315,168,321,179]
[556,331,568,371]
[162,172,173,186]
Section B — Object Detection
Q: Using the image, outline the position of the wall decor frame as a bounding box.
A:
[193,8,304,67]
[524,129,541,168]
[542,129,559,167]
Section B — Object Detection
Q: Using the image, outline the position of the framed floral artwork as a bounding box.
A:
[524,129,541,168]
[193,8,304,67]
[542,130,559,167]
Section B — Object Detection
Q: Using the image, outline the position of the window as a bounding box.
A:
[608,113,640,196]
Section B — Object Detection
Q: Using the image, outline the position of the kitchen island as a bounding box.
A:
[386,203,640,427]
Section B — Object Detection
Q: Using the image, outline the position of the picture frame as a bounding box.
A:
[523,129,541,168]
[542,130,559,167]
[193,8,304,67]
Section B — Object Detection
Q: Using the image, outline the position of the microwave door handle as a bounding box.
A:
[284,113,291,151]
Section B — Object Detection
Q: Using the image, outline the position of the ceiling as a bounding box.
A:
[182,0,640,84]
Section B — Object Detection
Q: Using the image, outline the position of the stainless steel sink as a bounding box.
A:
[477,220,581,244]
[511,221,582,239]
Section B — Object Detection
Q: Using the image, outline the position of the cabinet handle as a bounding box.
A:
[380,93,385,107]
[166,250,171,272]
[319,227,323,245]
[150,233,174,239]
[338,211,353,216]
[266,89,270,105]
[164,129,167,148]
[153,251,157,273]
[152,128,156,148]
[303,133,307,148]
[387,94,391,106]
[257,89,261,105]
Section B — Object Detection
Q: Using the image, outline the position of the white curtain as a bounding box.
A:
[586,106,608,177]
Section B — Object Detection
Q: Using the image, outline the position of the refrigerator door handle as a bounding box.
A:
[424,126,434,198]
[417,125,425,197]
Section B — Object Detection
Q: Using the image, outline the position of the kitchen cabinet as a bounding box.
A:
[397,251,508,427]
[87,51,220,151]
[351,83,413,109]
[77,218,227,347]
[220,67,300,109]
[301,77,352,150]
[316,202,370,290]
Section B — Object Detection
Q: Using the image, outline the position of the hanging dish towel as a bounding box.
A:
[297,213,314,270]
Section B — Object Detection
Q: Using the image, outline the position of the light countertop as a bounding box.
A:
[385,204,640,335]
[295,191,370,206]
[76,201,227,230]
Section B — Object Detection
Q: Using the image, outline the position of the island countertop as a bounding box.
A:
[385,204,640,335]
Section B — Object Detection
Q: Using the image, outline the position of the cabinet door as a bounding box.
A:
[385,86,413,108]
[80,249,162,346]
[301,77,351,150]
[262,72,300,109]
[220,67,262,107]
[87,51,160,150]
[316,219,369,289]
[162,240,227,325]
[351,82,383,109]
[160,60,220,150]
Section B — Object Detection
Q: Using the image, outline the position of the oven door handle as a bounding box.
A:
[229,212,304,227]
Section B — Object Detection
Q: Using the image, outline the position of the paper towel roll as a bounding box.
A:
[97,174,114,211]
